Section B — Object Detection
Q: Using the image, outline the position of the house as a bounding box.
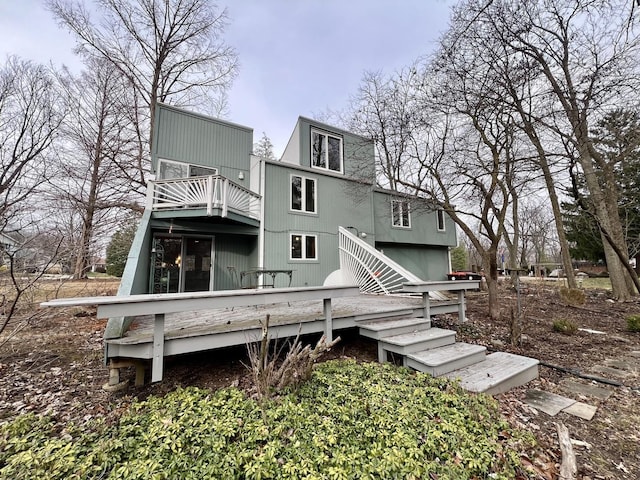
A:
[107,104,456,337]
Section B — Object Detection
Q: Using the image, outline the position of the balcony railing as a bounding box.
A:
[148,175,261,220]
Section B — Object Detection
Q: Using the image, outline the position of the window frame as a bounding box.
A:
[310,128,344,174]
[436,209,446,232]
[157,158,218,180]
[391,199,411,229]
[289,233,318,261]
[289,174,317,214]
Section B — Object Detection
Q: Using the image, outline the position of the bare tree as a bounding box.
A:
[47,0,239,192]
[344,68,423,190]
[476,0,640,299]
[0,57,64,231]
[253,132,276,160]
[54,58,138,279]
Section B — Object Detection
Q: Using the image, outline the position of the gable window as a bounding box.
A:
[311,129,343,173]
[392,199,411,228]
[290,175,316,213]
[437,209,446,231]
[290,233,317,260]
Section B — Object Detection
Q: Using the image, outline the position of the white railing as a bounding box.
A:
[148,175,261,220]
[338,226,446,299]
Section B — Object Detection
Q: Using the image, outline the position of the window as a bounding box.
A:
[311,129,343,173]
[290,175,316,213]
[158,159,217,180]
[437,209,446,231]
[290,233,317,260]
[392,199,411,228]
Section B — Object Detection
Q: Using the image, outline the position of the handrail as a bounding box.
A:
[338,226,446,300]
[42,285,360,383]
[149,175,261,219]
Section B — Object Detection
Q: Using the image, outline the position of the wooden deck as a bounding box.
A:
[105,294,461,361]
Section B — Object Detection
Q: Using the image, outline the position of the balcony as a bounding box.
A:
[148,175,261,221]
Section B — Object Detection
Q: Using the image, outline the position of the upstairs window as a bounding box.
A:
[290,175,316,213]
[311,129,343,173]
[437,209,446,231]
[392,199,411,228]
[158,159,217,180]
[290,233,317,260]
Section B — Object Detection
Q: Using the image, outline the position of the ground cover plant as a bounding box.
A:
[0,360,536,479]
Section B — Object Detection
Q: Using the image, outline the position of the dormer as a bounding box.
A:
[280,117,375,184]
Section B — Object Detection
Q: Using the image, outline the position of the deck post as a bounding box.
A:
[152,313,165,382]
[457,291,466,323]
[323,297,332,342]
[422,293,431,320]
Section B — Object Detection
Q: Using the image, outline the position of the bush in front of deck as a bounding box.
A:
[0,360,537,480]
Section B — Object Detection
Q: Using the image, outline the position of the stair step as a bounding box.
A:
[444,352,539,395]
[358,316,431,340]
[406,343,487,376]
[353,309,415,323]
[378,328,456,362]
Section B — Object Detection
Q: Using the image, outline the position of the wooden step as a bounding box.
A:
[444,352,539,395]
[358,316,431,340]
[378,328,456,363]
[406,342,487,376]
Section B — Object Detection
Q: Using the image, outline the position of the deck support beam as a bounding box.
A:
[152,313,165,382]
[402,280,480,325]
[323,298,332,342]
[457,291,466,323]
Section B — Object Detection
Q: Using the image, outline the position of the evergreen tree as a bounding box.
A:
[106,220,138,277]
[563,109,640,262]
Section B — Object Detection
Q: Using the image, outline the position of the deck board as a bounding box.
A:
[109,294,442,345]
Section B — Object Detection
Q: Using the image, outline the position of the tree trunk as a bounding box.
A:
[485,252,501,320]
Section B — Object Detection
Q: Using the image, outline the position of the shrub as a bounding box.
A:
[552,318,578,335]
[626,314,640,332]
[0,360,536,479]
[558,286,585,305]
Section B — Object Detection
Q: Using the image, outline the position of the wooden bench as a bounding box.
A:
[41,285,360,383]
[402,280,480,323]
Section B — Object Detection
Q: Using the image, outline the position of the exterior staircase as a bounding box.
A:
[358,315,539,395]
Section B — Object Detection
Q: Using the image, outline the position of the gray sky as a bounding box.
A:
[0,0,454,156]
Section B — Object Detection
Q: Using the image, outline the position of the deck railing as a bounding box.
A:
[338,226,446,300]
[148,175,261,220]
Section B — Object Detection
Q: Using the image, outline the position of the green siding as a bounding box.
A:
[285,117,376,183]
[262,162,375,287]
[373,191,457,246]
[213,234,258,289]
[105,210,154,339]
[152,103,253,182]
[376,244,450,281]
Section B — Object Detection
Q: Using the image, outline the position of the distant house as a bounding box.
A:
[0,232,19,268]
[108,104,456,336]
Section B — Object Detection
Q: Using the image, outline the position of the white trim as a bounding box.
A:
[310,128,344,174]
[157,158,217,180]
[437,209,446,232]
[289,174,317,214]
[391,199,411,229]
[289,232,318,261]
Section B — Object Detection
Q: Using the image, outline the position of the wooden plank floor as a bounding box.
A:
[104,294,463,361]
[110,294,432,345]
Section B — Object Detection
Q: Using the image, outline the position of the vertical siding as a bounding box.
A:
[153,104,253,181]
[373,191,457,246]
[262,163,375,287]
[213,234,259,290]
[295,117,376,183]
[376,244,450,281]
